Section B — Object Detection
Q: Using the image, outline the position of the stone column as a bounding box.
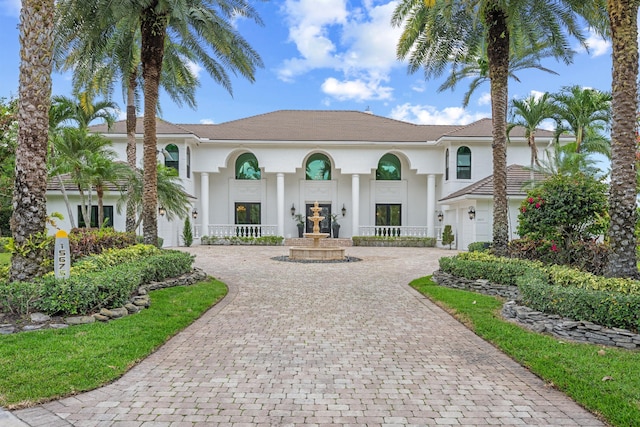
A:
[201,172,209,236]
[427,174,436,237]
[351,174,360,236]
[277,173,285,237]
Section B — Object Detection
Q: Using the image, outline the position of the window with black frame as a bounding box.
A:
[235,202,261,237]
[456,146,471,179]
[164,144,179,172]
[77,205,114,228]
[375,204,401,236]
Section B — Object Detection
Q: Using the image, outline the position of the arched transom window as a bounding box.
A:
[305,153,331,180]
[456,146,471,179]
[164,144,179,172]
[376,153,401,180]
[235,152,261,180]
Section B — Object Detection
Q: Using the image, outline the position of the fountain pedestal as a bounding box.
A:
[289,201,346,261]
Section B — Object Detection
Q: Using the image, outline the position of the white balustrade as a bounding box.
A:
[205,224,278,238]
[358,226,430,237]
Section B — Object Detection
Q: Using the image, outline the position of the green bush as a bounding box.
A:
[134,250,194,283]
[441,225,454,248]
[351,236,436,247]
[135,235,164,248]
[0,281,42,315]
[439,252,538,286]
[65,228,136,262]
[182,217,193,247]
[0,237,10,253]
[468,241,491,252]
[70,244,161,275]
[541,264,640,295]
[201,235,284,246]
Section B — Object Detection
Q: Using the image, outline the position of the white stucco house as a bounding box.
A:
[46,110,564,249]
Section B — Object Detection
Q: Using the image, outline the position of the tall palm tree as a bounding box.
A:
[392,0,604,256]
[86,152,131,228]
[550,85,612,156]
[508,93,554,174]
[605,0,639,278]
[10,0,55,282]
[55,0,264,246]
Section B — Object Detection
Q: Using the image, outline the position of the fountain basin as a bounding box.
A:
[289,246,346,261]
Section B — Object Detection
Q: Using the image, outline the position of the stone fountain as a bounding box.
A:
[289,201,346,261]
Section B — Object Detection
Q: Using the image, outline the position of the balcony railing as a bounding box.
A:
[195,224,278,239]
[358,226,431,238]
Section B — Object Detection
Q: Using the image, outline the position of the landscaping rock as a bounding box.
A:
[93,313,110,322]
[65,316,95,325]
[22,324,45,331]
[0,325,16,335]
[49,324,69,329]
[30,312,50,323]
[132,295,150,308]
[124,303,140,314]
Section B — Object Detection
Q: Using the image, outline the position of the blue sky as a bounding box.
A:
[0,0,613,126]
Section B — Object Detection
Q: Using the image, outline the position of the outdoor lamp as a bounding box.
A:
[159,206,166,216]
[341,204,346,217]
[192,208,198,220]
[437,211,444,222]
[468,206,476,220]
[291,204,296,217]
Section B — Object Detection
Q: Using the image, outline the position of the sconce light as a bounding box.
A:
[341,204,347,217]
[468,206,476,220]
[290,204,296,217]
[437,211,444,222]
[192,208,198,220]
[158,206,166,216]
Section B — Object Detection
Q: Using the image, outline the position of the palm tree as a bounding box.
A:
[117,164,190,230]
[393,0,605,256]
[550,85,612,156]
[508,93,555,175]
[55,0,264,246]
[10,0,55,282]
[605,0,639,278]
[440,41,562,108]
[532,142,601,179]
[85,152,131,228]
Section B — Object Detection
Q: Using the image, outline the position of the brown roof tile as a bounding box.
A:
[440,164,547,201]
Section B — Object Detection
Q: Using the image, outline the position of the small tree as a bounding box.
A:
[182,216,193,247]
[442,225,455,249]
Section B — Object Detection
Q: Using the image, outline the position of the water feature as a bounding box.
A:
[288,201,346,261]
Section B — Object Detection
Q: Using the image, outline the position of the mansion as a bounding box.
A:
[46,110,564,249]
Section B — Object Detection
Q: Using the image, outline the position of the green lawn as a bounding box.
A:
[0,253,10,266]
[0,278,227,408]
[410,276,640,427]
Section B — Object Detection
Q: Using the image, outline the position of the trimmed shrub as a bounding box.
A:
[439,252,538,287]
[65,228,136,262]
[468,241,491,252]
[70,244,161,275]
[351,236,436,247]
[0,281,42,315]
[541,264,640,295]
[0,237,10,253]
[442,225,454,248]
[201,235,284,246]
[182,217,193,247]
[135,234,164,248]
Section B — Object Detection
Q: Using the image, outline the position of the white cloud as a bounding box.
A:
[577,30,611,58]
[0,0,20,17]
[185,60,203,78]
[529,90,546,100]
[199,118,215,124]
[277,1,403,101]
[321,76,393,101]
[477,92,491,106]
[390,103,488,125]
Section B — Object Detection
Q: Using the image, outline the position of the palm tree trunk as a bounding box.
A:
[140,3,167,246]
[605,0,639,278]
[125,72,137,233]
[97,186,104,228]
[485,2,510,257]
[56,174,76,228]
[10,0,54,282]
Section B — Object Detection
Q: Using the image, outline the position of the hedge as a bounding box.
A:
[351,236,436,247]
[438,252,539,287]
[200,235,283,246]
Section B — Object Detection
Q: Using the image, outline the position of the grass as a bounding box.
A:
[410,276,640,427]
[0,277,227,408]
[0,252,10,266]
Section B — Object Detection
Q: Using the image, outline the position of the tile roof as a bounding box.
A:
[442,118,556,138]
[89,117,193,135]
[440,164,547,201]
[47,174,124,192]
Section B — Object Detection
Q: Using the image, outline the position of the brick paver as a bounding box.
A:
[12,246,605,426]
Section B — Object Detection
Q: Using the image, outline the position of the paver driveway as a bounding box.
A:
[12,246,604,426]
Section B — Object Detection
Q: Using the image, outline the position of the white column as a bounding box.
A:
[427,174,436,237]
[351,174,360,236]
[200,173,209,236]
[277,173,285,237]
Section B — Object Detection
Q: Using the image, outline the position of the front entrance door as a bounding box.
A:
[306,203,331,234]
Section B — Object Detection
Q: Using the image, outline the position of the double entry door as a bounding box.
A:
[305,203,331,234]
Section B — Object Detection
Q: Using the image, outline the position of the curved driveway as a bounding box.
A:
[14,246,603,426]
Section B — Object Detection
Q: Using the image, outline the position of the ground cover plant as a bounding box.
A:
[0,252,9,265]
[0,277,227,408]
[410,276,640,427]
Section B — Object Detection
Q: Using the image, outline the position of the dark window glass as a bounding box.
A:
[305,153,331,180]
[456,146,471,179]
[375,204,401,226]
[77,205,114,228]
[376,153,401,180]
[186,147,191,178]
[235,153,261,180]
[445,148,449,181]
[235,202,261,224]
[164,144,179,172]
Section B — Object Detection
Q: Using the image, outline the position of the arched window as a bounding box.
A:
[445,148,449,181]
[164,144,179,172]
[186,147,191,178]
[376,153,401,180]
[456,146,471,179]
[235,152,261,180]
[305,153,331,180]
